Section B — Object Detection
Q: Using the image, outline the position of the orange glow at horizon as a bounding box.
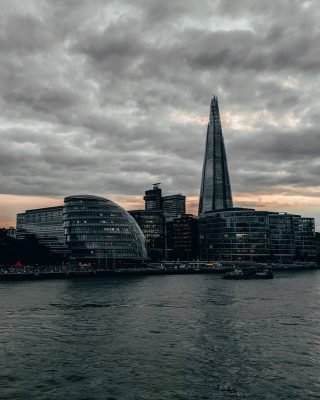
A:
[1,191,320,229]
[0,195,63,228]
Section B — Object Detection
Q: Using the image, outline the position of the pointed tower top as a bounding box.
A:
[199,96,233,214]
[209,95,220,125]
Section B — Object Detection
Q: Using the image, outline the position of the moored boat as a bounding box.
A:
[222,268,244,279]
[223,267,273,280]
[252,268,273,279]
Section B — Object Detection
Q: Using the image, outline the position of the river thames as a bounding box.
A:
[1,271,320,399]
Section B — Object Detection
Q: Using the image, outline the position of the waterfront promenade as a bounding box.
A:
[0,261,318,281]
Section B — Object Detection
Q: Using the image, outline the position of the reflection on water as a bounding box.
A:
[1,272,320,399]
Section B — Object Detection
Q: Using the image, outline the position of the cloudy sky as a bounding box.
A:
[1,0,320,228]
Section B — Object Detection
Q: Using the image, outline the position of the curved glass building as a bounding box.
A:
[63,195,147,263]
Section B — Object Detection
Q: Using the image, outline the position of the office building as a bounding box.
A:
[170,214,199,260]
[129,209,165,261]
[162,194,186,222]
[199,208,316,262]
[294,216,317,261]
[316,232,320,263]
[131,185,187,259]
[144,183,162,210]
[199,96,233,214]
[16,206,68,255]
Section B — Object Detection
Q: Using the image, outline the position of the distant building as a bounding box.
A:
[199,208,316,262]
[16,195,147,264]
[294,217,317,261]
[131,184,188,260]
[16,206,68,255]
[166,215,199,261]
[144,183,162,210]
[143,184,186,220]
[162,194,186,222]
[7,227,16,238]
[0,227,16,238]
[129,209,164,261]
[199,96,233,214]
[316,232,320,263]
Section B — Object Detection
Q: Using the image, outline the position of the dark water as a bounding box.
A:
[1,272,320,400]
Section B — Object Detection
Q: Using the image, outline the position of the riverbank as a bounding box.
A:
[0,262,319,281]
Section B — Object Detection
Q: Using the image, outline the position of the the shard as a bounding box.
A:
[198,96,233,214]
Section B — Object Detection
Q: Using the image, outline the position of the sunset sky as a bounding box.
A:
[1,0,320,229]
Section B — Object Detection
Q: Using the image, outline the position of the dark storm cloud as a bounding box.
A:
[1,0,320,216]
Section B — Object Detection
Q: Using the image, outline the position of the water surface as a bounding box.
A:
[1,271,320,399]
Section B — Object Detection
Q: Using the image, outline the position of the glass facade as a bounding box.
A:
[269,213,295,259]
[316,232,320,263]
[199,208,316,262]
[199,96,233,214]
[129,210,164,261]
[294,217,316,260]
[169,214,199,261]
[16,206,68,255]
[162,194,186,222]
[63,195,147,262]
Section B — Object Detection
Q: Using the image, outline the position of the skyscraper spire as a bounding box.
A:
[198,96,233,214]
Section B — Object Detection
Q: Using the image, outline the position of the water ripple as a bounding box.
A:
[1,272,320,399]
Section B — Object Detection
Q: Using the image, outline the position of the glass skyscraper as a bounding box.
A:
[199,96,233,214]
[198,96,316,262]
